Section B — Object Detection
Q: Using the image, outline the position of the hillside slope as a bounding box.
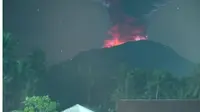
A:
[45,40,196,110]
[68,40,195,76]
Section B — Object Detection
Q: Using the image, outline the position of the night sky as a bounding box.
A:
[3,0,200,65]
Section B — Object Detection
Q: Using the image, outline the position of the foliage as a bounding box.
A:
[3,32,17,84]
[12,96,58,112]
[108,67,200,111]
[3,32,47,112]
[183,64,200,98]
[111,67,200,100]
[3,32,200,112]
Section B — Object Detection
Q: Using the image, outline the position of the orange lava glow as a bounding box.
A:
[103,22,148,48]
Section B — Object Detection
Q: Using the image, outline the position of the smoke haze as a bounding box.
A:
[148,0,200,63]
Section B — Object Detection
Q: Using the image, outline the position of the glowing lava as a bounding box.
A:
[102,0,165,48]
[103,19,148,48]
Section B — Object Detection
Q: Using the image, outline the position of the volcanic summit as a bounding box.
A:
[51,40,195,77]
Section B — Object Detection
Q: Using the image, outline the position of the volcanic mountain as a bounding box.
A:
[52,40,195,77]
[46,40,196,110]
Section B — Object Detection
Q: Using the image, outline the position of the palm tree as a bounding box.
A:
[185,65,200,99]
[3,32,47,111]
[145,70,179,99]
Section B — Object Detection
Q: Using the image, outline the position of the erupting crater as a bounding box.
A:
[103,17,148,48]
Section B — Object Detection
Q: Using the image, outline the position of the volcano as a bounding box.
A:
[46,40,195,110]
[51,40,195,77]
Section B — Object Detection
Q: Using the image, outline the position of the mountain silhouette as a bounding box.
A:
[61,40,195,76]
[45,40,196,110]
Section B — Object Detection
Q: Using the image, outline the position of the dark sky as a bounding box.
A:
[3,0,200,65]
[148,0,200,63]
[4,0,111,64]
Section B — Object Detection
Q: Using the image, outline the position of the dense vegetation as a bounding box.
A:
[3,32,47,112]
[12,96,58,112]
[3,32,200,112]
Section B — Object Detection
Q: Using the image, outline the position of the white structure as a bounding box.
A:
[62,104,94,112]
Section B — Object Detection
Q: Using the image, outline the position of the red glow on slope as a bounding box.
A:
[103,17,148,48]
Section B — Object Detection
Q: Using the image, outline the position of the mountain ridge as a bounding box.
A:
[65,40,195,76]
[46,40,196,110]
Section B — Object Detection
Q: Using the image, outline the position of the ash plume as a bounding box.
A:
[107,0,168,24]
[102,0,168,48]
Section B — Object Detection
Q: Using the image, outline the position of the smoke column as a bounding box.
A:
[103,0,167,48]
